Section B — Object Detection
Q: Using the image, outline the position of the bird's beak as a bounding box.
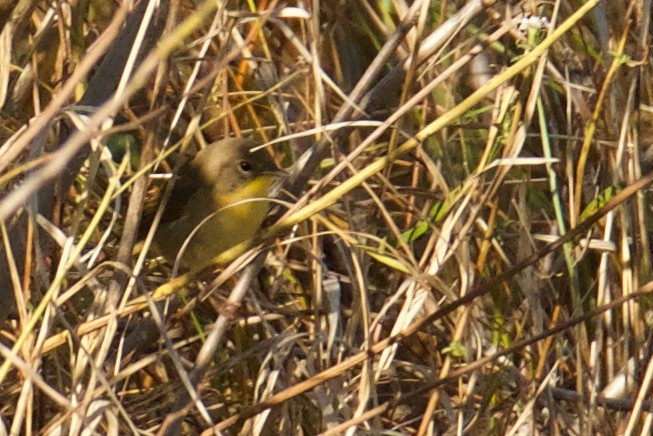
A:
[263,168,289,179]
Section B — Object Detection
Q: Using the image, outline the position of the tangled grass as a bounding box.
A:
[1,0,652,434]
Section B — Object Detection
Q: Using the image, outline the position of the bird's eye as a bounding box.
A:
[239,160,253,172]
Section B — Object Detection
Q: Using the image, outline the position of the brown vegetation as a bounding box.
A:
[1,0,652,434]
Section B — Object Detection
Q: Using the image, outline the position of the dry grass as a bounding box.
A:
[1,0,653,434]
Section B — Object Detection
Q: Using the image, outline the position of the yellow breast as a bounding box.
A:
[155,175,275,267]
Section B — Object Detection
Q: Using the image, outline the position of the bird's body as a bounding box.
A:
[153,138,280,267]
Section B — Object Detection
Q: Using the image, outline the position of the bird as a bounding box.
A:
[151,138,283,268]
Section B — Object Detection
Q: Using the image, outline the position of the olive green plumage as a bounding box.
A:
[153,138,281,267]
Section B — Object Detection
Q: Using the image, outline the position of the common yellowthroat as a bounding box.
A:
[153,138,282,267]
